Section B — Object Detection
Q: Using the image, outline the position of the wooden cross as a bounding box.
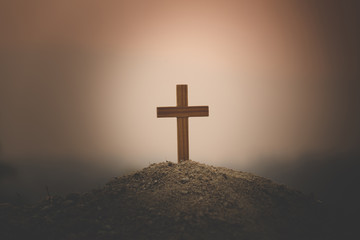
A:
[157,85,209,163]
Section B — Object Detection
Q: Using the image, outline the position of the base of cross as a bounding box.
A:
[157,85,209,163]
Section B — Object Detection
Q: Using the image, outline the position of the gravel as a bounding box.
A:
[0,160,330,240]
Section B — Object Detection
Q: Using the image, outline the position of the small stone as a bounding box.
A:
[180,177,190,184]
[180,190,188,194]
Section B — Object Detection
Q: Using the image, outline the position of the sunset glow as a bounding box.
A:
[0,1,359,198]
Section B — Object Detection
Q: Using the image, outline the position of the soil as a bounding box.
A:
[0,160,331,240]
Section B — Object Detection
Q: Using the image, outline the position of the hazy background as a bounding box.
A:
[0,0,359,227]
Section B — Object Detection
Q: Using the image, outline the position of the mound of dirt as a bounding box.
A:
[1,160,330,240]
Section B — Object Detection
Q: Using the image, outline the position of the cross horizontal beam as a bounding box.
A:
[157,106,209,118]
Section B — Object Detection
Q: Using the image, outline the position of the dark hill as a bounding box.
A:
[1,160,330,240]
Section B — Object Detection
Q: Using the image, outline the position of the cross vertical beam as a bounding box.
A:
[157,84,209,163]
[176,85,189,162]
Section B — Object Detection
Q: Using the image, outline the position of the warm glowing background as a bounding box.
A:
[0,0,359,213]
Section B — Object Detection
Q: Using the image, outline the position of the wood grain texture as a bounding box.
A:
[177,85,189,162]
[177,85,188,107]
[157,84,209,163]
[177,117,189,162]
[157,106,209,118]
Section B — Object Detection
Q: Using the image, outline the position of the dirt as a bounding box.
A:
[0,160,331,240]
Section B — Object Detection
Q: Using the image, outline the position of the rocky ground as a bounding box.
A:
[0,160,333,240]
